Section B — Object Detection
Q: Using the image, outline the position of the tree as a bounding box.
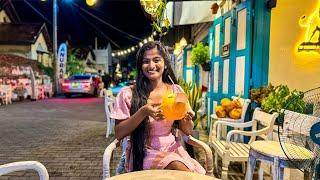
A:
[66,52,85,76]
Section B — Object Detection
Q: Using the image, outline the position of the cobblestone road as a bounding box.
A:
[0,97,120,180]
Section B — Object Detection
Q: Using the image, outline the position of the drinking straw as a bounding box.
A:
[168,75,176,94]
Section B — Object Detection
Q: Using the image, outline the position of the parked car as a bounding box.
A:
[62,74,100,98]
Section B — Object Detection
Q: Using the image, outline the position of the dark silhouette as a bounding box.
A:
[102,73,112,89]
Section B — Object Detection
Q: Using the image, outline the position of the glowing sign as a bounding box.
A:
[57,43,67,80]
[297,2,320,54]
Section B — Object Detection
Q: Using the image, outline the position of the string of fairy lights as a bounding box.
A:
[111,31,158,57]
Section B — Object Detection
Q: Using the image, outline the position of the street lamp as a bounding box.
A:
[51,0,97,94]
[53,0,58,94]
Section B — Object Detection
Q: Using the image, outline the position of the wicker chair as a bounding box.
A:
[102,130,213,179]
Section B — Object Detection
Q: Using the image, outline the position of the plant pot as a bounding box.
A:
[211,3,219,14]
[201,62,211,71]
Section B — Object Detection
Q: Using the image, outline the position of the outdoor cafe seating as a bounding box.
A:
[209,108,278,180]
[102,130,214,179]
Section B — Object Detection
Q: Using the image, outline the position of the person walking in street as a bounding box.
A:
[110,41,205,174]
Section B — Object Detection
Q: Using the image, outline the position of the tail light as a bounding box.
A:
[62,82,70,87]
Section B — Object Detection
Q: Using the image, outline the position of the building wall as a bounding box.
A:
[93,49,109,73]
[0,10,11,23]
[31,32,52,67]
[0,44,30,57]
[269,0,320,91]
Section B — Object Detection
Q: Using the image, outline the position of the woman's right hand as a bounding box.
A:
[142,101,162,120]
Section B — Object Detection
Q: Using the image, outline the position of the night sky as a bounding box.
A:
[11,0,153,50]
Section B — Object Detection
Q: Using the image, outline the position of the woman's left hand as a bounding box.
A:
[179,112,194,135]
[182,112,194,122]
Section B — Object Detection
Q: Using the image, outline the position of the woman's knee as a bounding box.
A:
[165,161,191,171]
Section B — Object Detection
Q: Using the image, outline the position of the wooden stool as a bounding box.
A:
[245,141,314,180]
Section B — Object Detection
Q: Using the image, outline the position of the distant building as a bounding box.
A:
[0,0,52,68]
[93,42,112,74]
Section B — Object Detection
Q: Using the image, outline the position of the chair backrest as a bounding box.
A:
[231,96,251,120]
[248,108,278,143]
[100,88,113,98]
[104,96,115,120]
[0,161,49,180]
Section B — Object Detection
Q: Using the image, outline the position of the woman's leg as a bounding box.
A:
[165,161,191,172]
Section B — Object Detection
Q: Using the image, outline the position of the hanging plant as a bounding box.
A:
[191,42,210,66]
[140,0,170,37]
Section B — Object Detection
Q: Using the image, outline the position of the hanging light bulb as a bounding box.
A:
[117,52,120,56]
[143,39,148,43]
[139,42,143,47]
[86,0,96,6]
[153,31,157,36]
[131,47,135,51]
[112,53,115,57]
[148,36,153,41]
[128,49,131,53]
[179,37,187,47]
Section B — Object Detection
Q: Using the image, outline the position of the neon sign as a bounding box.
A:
[297,2,320,54]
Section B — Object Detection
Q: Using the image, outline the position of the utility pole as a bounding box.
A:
[53,0,59,94]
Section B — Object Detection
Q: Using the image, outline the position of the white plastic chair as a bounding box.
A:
[210,96,251,142]
[102,130,214,179]
[0,161,49,180]
[0,85,12,105]
[105,96,115,138]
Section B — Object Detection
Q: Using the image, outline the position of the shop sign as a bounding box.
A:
[297,4,320,54]
[57,43,67,81]
[221,44,230,57]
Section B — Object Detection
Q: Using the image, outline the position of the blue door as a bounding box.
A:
[208,1,253,132]
[210,1,253,103]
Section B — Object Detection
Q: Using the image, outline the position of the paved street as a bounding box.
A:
[0,97,120,180]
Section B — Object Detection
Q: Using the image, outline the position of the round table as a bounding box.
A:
[109,170,217,180]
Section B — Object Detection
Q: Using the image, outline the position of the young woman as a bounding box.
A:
[110,41,205,174]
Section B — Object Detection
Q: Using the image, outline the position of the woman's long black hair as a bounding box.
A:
[130,41,178,171]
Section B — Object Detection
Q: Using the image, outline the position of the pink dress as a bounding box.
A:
[110,85,205,174]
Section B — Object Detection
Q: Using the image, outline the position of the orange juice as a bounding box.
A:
[161,92,188,120]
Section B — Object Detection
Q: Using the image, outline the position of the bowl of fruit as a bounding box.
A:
[215,97,243,119]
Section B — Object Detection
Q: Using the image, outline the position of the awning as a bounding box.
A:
[164,1,217,26]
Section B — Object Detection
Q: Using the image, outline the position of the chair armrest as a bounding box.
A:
[226,128,269,142]
[102,139,119,179]
[0,161,49,180]
[213,120,253,129]
[210,114,218,120]
[182,135,213,176]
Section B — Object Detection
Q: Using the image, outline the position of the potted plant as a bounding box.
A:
[191,42,210,71]
[260,84,305,125]
[178,79,203,158]
[250,83,275,107]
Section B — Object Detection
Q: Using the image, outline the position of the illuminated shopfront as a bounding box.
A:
[269,0,320,91]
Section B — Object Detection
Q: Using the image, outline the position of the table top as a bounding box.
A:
[250,140,314,160]
[109,170,217,180]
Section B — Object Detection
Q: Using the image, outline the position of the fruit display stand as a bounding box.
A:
[209,96,251,142]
